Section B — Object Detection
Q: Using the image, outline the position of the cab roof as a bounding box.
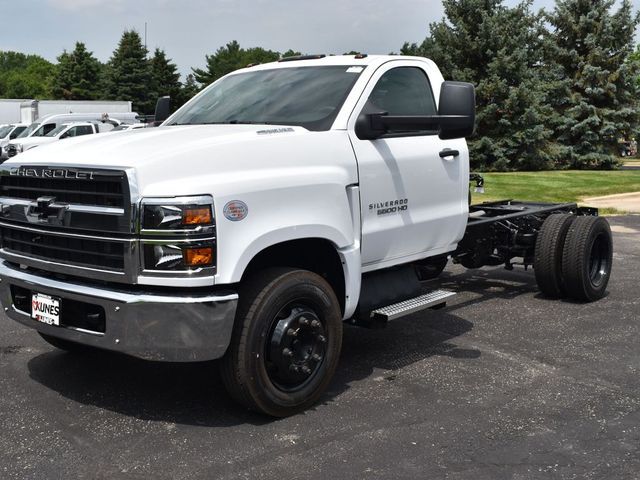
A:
[239,54,434,73]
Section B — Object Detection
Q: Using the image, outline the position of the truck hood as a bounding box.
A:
[8,125,298,166]
[2,124,354,198]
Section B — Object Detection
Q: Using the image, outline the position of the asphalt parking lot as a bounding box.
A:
[1,216,638,479]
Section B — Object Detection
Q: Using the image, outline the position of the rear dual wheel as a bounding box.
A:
[221,268,342,417]
[562,216,613,302]
[534,214,612,302]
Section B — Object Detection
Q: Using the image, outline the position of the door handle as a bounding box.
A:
[439,149,459,159]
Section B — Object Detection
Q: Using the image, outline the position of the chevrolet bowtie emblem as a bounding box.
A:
[27,196,69,224]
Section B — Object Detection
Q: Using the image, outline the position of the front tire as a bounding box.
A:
[221,268,342,417]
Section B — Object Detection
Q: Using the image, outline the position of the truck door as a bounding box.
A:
[348,61,469,270]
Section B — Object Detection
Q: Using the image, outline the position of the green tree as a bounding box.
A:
[0,51,55,98]
[176,73,200,108]
[192,40,280,85]
[282,49,302,58]
[104,30,154,114]
[405,0,559,171]
[51,42,103,100]
[548,0,640,169]
[150,48,182,111]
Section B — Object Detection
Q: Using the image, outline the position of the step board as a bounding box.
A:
[372,289,456,322]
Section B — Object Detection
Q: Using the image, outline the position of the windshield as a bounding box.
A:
[18,122,39,138]
[46,124,69,137]
[168,65,365,131]
[0,126,13,138]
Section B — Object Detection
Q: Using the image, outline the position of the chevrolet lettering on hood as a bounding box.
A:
[9,167,95,180]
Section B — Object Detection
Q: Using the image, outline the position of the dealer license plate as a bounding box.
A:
[31,293,61,326]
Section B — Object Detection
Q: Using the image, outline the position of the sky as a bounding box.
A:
[1,0,638,79]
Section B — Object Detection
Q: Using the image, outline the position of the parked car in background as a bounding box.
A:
[6,122,106,157]
[15,112,139,141]
[0,123,29,161]
[111,123,147,131]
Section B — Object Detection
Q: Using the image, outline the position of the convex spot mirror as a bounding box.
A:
[355,81,476,141]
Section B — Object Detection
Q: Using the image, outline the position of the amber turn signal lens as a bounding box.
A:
[183,207,212,225]
[183,247,213,266]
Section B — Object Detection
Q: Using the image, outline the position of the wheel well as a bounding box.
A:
[241,239,346,315]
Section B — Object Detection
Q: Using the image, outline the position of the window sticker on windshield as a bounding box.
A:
[346,66,364,73]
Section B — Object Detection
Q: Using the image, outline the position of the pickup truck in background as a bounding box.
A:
[0,55,613,416]
[5,121,110,157]
[0,123,29,161]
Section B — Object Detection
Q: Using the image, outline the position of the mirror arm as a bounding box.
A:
[375,114,472,133]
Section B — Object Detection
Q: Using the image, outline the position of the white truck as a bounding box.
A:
[0,55,613,416]
[0,123,29,161]
[5,122,109,157]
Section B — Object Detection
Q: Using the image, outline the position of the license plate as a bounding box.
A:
[31,293,61,326]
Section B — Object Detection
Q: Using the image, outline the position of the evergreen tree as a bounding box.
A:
[282,49,302,58]
[176,73,200,108]
[104,30,154,114]
[192,40,280,85]
[51,42,102,100]
[150,48,182,111]
[405,0,559,171]
[548,0,640,169]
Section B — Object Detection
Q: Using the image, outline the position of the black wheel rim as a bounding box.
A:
[588,232,611,288]
[265,302,327,392]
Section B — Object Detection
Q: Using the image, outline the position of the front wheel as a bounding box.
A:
[220,268,342,417]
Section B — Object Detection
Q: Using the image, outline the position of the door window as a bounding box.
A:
[74,126,94,136]
[10,126,26,139]
[367,67,437,135]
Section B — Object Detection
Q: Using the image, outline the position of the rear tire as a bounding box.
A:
[220,268,342,417]
[534,214,575,298]
[561,216,613,302]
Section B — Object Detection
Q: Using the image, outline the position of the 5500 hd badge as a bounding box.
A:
[369,198,408,216]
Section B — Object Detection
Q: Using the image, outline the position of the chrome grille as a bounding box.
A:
[0,165,135,282]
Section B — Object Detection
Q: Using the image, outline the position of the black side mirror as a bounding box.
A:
[153,96,171,126]
[354,81,476,141]
[354,104,388,140]
[437,81,475,140]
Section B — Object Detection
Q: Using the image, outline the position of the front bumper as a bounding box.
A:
[0,261,238,362]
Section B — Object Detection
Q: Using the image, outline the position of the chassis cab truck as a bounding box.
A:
[0,56,613,416]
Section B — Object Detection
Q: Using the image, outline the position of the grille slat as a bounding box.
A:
[1,227,125,271]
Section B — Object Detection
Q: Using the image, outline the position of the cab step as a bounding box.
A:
[371,289,455,322]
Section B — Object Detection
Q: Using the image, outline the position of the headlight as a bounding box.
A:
[143,242,215,270]
[140,195,216,274]
[142,203,213,230]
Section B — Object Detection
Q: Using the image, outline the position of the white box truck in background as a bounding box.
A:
[0,100,30,124]
[19,100,133,124]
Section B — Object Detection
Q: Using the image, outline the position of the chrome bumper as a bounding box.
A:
[0,261,238,362]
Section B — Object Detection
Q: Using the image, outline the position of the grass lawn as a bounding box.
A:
[471,170,640,214]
